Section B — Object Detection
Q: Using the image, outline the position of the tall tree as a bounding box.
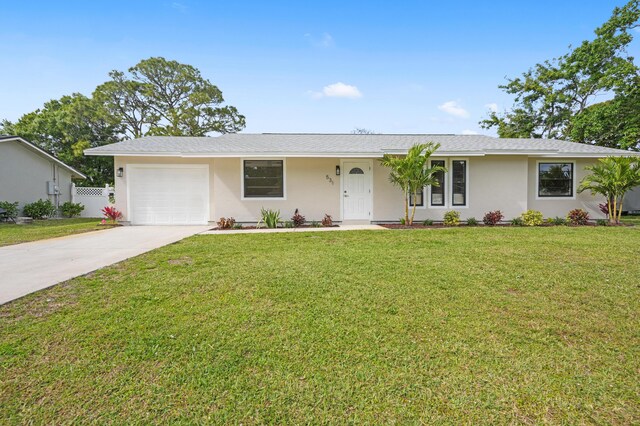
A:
[94,57,246,138]
[481,1,640,150]
[0,94,120,185]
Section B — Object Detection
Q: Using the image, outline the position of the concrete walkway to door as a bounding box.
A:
[0,226,209,305]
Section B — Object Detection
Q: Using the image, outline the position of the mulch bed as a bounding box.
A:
[211,225,340,231]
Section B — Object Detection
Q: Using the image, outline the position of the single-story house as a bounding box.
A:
[0,135,86,214]
[84,133,634,225]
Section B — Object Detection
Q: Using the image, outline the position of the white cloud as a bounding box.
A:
[461,129,478,135]
[310,82,363,99]
[304,32,334,48]
[485,102,498,113]
[438,101,469,118]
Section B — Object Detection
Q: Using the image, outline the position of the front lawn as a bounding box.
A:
[1,228,638,423]
[0,218,102,246]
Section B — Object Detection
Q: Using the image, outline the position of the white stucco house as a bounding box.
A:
[0,136,86,214]
[84,133,635,225]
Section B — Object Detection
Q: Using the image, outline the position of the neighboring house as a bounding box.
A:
[0,136,86,214]
[84,133,635,225]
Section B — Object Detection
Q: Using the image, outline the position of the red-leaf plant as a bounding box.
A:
[102,206,123,223]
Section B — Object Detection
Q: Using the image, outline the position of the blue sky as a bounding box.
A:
[1,1,636,135]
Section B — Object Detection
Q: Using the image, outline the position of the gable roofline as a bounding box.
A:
[0,136,87,179]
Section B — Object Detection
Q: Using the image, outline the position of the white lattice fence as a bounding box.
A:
[71,184,114,217]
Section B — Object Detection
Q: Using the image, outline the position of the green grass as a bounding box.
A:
[0,218,102,246]
[1,228,639,424]
[621,215,640,225]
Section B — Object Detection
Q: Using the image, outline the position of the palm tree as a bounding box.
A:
[578,156,640,224]
[379,143,445,225]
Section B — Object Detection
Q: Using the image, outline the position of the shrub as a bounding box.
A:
[596,219,609,226]
[567,208,590,226]
[321,214,333,227]
[443,210,460,226]
[511,217,524,226]
[102,206,123,222]
[60,202,84,218]
[217,217,236,229]
[482,210,503,226]
[0,201,19,219]
[399,217,406,225]
[23,199,56,219]
[551,216,566,226]
[283,220,294,228]
[422,219,433,226]
[232,222,243,229]
[466,217,478,226]
[598,202,610,217]
[521,210,543,226]
[311,221,321,228]
[260,208,280,228]
[291,208,306,227]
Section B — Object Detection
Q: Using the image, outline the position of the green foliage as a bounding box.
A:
[94,57,245,138]
[443,210,460,226]
[466,217,478,226]
[521,210,544,226]
[260,208,281,229]
[578,156,640,224]
[399,217,406,225]
[511,217,524,226]
[549,216,567,226]
[0,201,19,219]
[23,199,56,220]
[480,1,640,150]
[422,219,433,226]
[379,142,444,225]
[566,209,590,226]
[596,218,609,226]
[232,223,243,230]
[60,202,85,218]
[0,94,118,185]
[311,221,321,228]
[283,220,294,228]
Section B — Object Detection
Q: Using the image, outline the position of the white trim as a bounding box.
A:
[535,160,577,201]
[1,136,86,178]
[427,158,448,209]
[340,159,373,222]
[240,157,287,201]
[125,163,210,225]
[449,157,469,209]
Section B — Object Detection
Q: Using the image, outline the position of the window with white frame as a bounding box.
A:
[451,160,467,206]
[243,160,284,198]
[430,160,446,206]
[409,189,424,207]
[538,162,573,197]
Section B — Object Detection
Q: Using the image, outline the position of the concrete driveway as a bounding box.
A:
[0,226,209,305]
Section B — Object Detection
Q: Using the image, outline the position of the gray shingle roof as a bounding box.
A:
[84,133,636,157]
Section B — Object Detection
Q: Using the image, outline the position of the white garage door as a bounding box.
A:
[128,165,209,225]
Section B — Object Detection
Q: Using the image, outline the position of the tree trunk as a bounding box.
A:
[409,189,417,226]
[403,189,409,225]
[618,195,625,225]
[608,197,614,224]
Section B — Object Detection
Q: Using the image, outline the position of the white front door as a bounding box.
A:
[342,160,372,220]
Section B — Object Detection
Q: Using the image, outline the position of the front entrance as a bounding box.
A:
[341,160,372,221]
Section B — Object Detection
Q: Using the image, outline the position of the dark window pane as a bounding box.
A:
[452,160,466,206]
[244,160,284,198]
[538,163,573,197]
[409,189,424,207]
[349,167,364,174]
[430,160,445,206]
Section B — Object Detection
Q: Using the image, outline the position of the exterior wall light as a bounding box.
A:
[117,167,124,177]
[335,165,341,176]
